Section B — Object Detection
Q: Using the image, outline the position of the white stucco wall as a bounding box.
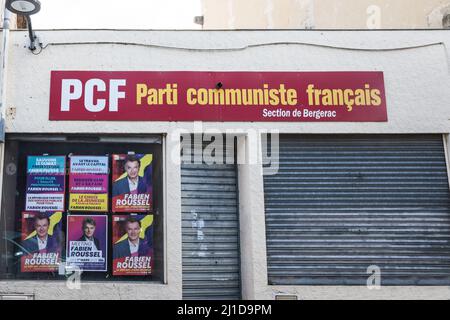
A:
[0,29,450,299]
[201,0,450,29]
[3,30,450,134]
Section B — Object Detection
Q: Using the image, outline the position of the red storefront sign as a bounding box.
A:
[49,71,387,122]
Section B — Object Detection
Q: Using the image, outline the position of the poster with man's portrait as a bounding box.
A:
[66,215,107,272]
[112,215,153,276]
[20,211,64,273]
[111,154,153,212]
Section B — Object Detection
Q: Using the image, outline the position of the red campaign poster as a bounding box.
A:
[112,215,153,276]
[20,212,64,273]
[111,154,153,212]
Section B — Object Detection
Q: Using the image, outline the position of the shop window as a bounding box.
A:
[0,135,164,283]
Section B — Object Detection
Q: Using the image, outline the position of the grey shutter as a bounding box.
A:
[263,135,450,285]
[181,137,241,299]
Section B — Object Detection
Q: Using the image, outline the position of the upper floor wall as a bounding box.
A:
[201,0,450,29]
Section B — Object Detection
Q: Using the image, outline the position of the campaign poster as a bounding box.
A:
[112,215,153,276]
[112,154,153,212]
[69,156,109,212]
[66,215,107,272]
[26,156,66,211]
[20,211,64,273]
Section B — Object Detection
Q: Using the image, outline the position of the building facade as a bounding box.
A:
[201,0,450,29]
[0,28,449,300]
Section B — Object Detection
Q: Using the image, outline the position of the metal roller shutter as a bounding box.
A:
[181,138,241,299]
[263,135,450,285]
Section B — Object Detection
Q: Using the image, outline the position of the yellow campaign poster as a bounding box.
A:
[69,193,108,211]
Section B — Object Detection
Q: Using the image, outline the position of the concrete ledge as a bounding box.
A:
[261,286,450,300]
[0,280,177,300]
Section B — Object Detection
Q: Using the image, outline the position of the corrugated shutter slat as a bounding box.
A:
[264,135,450,285]
[182,137,241,299]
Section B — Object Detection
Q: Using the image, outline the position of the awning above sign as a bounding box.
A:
[49,71,387,122]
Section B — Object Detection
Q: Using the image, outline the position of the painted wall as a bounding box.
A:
[0,29,449,299]
[202,0,314,29]
[315,0,450,29]
[4,30,450,134]
[201,0,450,29]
